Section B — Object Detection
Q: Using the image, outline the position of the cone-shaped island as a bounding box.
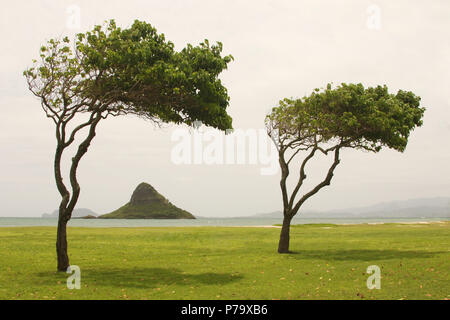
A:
[99,182,195,219]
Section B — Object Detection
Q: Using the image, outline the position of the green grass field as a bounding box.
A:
[0,222,448,300]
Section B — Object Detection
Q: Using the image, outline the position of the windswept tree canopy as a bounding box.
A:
[266,83,425,153]
[24,19,233,130]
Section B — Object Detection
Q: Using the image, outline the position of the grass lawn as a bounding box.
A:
[0,222,448,300]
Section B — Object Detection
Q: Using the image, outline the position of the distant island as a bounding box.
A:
[99,182,195,219]
[42,208,98,219]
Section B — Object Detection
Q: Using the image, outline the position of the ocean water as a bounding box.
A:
[0,217,447,228]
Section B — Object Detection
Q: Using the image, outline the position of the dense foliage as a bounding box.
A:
[266,83,425,153]
[24,19,233,130]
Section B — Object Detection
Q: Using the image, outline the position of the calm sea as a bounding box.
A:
[0,217,447,228]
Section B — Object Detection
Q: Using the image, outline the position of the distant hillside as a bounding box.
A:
[42,208,98,218]
[99,182,195,219]
[252,197,450,219]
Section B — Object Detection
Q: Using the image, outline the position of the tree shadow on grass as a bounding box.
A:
[37,267,243,289]
[288,249,445,261]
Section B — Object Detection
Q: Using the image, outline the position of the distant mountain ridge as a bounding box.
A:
[252,197,450,219]
[42,208,98,218]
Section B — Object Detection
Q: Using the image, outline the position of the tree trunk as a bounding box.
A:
[278,215,292,253]
[52,112,102,271]
[56,217,69,271]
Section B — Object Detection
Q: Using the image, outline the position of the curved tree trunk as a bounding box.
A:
[53,113,101,271]
[54,143,71,272]
[56,215,69,271]
[278,215,292,253]
[275,147,341,254]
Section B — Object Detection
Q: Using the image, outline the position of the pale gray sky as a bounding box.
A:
[1,0,449,217]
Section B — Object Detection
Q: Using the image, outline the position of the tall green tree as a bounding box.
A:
[266,83,425,253]
[24,20,233,271]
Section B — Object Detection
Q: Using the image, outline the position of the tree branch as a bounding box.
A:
[290,147,341,216]
[287,146,318,211]
[65,112,103,220]
[278,149,290,215]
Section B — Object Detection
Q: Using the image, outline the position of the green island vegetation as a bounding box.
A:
[1,222,448,300]
[99,183,195,220]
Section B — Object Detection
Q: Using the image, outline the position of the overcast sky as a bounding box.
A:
[1,0,449,217]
